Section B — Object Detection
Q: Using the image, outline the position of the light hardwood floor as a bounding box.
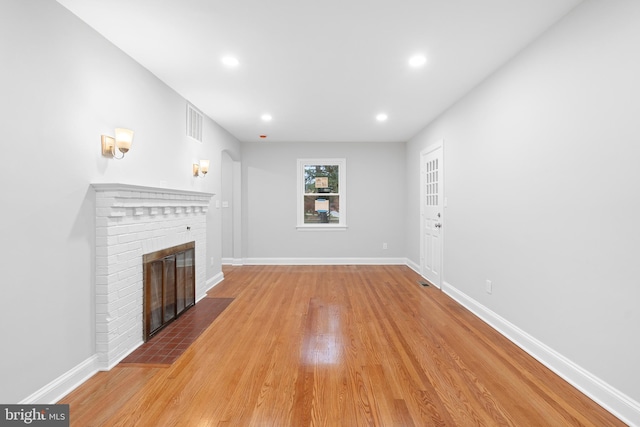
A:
[60,265,624,426]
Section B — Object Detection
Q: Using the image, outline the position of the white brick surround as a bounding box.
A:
[92,183,214,369]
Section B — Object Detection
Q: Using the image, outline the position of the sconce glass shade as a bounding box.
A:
[115,128,134,153]
[200,159,210,175]
[193,160,210,177]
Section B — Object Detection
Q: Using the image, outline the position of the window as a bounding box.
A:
[297,158,347,230]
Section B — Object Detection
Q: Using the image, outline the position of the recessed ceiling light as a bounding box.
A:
[376,113,388,122]
[261,114,272,122]
[221,56,239,68]
[409,54,427,68]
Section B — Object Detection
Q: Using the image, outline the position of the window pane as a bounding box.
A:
[304,165,339,194]
[163,256,176,323]
[304,195,340,224]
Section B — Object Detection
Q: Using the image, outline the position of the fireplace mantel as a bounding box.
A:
[92,183,214,215]
[92,183,214,369]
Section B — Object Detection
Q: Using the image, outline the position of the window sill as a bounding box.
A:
[296,225,348,232]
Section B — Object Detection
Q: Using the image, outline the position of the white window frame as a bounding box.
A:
[297,158,347,231]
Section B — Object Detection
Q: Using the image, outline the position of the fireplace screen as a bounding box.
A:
[143,242,196,341]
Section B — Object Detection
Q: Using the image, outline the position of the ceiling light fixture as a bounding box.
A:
[409,54,427,68]
[376,113,388,122]
[221,56,239,67]
[261,114,272,122]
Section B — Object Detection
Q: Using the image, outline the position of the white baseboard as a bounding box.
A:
[242,257,408,265]
[405,258,421,274]
[222,257,243,266]
[19,355,100,404]
[100,339,145,372]
[22,265,638,426]
[197,271,225,302]
[442,281,640,427]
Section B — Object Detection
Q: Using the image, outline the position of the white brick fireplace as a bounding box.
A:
[92,183,214,369]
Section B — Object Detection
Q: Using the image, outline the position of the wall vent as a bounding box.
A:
[186,102,203,142]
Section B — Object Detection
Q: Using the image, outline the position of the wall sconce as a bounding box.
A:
[193,159,210,177]
[101,128,134,159]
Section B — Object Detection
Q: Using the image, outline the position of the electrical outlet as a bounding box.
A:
[382,243,388,250]
[485,279,492,294]
[210,257,214,267]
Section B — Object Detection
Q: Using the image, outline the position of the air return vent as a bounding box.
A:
[186,102,203,142]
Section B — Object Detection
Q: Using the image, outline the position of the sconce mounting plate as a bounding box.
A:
[101,135,115,157]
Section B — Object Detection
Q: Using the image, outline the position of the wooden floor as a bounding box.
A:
[60,265,623,426]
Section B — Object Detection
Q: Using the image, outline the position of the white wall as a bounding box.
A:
[0,0,239,403]
[406,0,640,420]
[241,141,406,261]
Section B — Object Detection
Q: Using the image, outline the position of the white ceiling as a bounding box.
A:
[56,0,582,143]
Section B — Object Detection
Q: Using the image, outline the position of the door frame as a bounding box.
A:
[221,150,243,266]
[419,139,444,289]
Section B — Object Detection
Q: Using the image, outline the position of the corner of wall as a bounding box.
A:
[199,271,225,301]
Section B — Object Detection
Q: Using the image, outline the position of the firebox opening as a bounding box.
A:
[143,241,196,342]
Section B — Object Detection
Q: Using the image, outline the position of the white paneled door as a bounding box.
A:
[420,141,443,288]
